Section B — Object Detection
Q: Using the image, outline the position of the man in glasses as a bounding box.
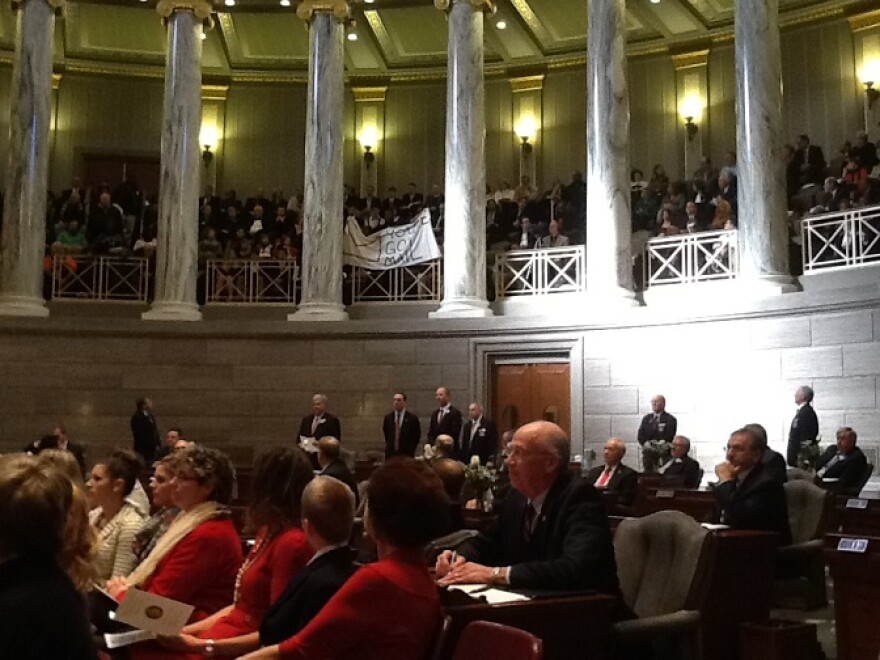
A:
[816,427,868,496]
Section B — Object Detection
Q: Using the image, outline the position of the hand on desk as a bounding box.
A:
[436,561,495,586]
[434,549,466,578]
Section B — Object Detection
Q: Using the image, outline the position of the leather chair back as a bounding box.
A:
[784,479,832,544]
[856,463,875,494]
[451,620,543,660]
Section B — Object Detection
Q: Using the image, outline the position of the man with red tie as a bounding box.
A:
[586,437,638,507]
[382,392,421,458]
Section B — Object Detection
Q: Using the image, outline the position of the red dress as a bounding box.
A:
[278,549,442,660]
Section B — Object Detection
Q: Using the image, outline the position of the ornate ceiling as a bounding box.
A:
[0,0,873,81]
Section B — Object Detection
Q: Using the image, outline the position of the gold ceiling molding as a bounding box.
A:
[671,49,709,71]
[12,0,66,11]
[434,0,496,14]
[156,0,213,22]
[352,86,387,103]
[847,9,880,33]
[509,74,544,93]
[778,6,843,30]
[51,72,62,90]
[201,84,229,101]
[61,59,165,80]
[296,0,351,24]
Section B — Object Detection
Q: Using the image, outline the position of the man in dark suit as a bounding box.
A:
[298,394,342,441]
[317,437,359,506]
[260,476,357,646]
[787,385,819,467]
[713,427,791,545]
[458,402,498,466]
[637,394,677,471]
[401,182,424,215]
[427,386,463,446]
[382,392,421,458]
[745,422,788,483]
[586,437,639,508]
[130,396,160,463]
[436,421,618,592]
[657,435,701,489]
[22,425,87,477]
[816,427,869,495]
[794,134,826,187]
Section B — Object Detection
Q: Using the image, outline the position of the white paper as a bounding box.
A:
[446,584,531,604]
[701,523,730,531]
[104,630,156,649]
[115,589,194,636]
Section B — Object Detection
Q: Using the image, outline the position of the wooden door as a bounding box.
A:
[83,154,161,198]
[491,362,571,447]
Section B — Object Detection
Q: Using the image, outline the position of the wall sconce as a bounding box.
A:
[359,125,378,167]
[199,124,219,166]
[684,116,699,141]
[515,116,536,155]
[860,60,880,108]
[679,96,703,142]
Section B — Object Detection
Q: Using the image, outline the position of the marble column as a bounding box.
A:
[735,0,793,289]
[0,0,63,318]
[430,0,494,318]
[143,1,210,321]
[289,0,350,322]
[585,0,635,304]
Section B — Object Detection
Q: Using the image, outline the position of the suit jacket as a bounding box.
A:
[786,404,819,467]
[23,437,87,477]
[382,410,422,458]
[457,472,619,592]
[762,448,788,483]
[131,411,160,463]
[260,546,357,646]
[427,406,463,445]
[321,460,360,507]
[585,463,639,507]
[298,413,342,441]
[659,456,702,489]
[636,411,677,445]
[713,462,791,545]
[457,417,498,466]
[816,445,868,495]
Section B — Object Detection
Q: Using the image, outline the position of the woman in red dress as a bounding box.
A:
[149,446,315,658]
[241,459,450,660]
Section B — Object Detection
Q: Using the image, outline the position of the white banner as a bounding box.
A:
[343,208,441,270]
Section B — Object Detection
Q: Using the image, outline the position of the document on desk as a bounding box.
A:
[114,588,194,636]
[701,523,730,531]
[447,584,531,604]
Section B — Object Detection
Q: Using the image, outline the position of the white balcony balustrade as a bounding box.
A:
[204,259,299,304]
[350,259,443,303]
[493,245,586,298]
[643,230,739,288]
[50,256,150,302]
[801,205,880,273]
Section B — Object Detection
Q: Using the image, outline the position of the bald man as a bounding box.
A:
[585,438,638,507]
[436,421,618,592]
[317,437,358,507]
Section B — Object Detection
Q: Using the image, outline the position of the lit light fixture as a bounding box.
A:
[224,0,235,6]
[860,60,880,108]
[650,0,661,4]
[200,124,219,166]
[515,116,536,155]
[359,125,378,166]
[364,0,375,3]
[496,19,507,29]
[280,0,290,5]
[679,95,703,141]
[347,31,358,41]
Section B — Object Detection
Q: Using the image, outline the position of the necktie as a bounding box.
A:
[523,502,536,541]
[596,467,612,488]
[311,416,321,435]
[394,413,401,451]
[438,409,446,423]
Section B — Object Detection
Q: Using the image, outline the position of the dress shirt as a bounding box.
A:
[307,542,349,567]
[594,464,618,487]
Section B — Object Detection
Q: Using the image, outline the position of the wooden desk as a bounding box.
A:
[827,497,880,537]
[637,487,716,521]
[825,533,880,660]
[439,589,616,660]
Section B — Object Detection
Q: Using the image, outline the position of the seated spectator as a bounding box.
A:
[794,134,826,187]
[649,164,669,195]
[431,457,466,503]
[198,227,223,270]
[260,476,358,646]
[143,447,314,658]
[0,455,98,659]
[52,219,88,255]
[536,220,570,248]
[842,154,870,187]
[269,205,293,238]
[816,427,868,495]
[683,201,704,233]
[854,130,879,173]
[743,423,788,484]
[713,427,791,544]
[87,449,146,581]
[22,424,86,477]
[514,174,537,201]
[633,187,660,231]
[693,156,718,186]
[630,168,648,196]
[513,216,537,250]
[658,207,680,236]
[586,437,638,508]
[131,456,180,568]
[657,435,702,488]
[436,421,618,592]
[255,232,274,259]
[106,446,243,622]
[495,180,516,203]
[87,191,123,245]
[242,459,448,660]
[92,217,128,256]
[711,198,734,230]
[225,227,253,260]
[317,437,358,507]
[248,205,266,236]
[273,234,298,261]
[432,434,456,460]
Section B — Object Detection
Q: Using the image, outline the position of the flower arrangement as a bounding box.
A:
[464,456,496,504]
[797,435,822,472]
[642,439,671,473]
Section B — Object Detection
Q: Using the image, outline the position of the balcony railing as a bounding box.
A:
[350,259,442,303]
[802,205,880,273]
[494,245,586,298]
[50,256,150,302]
[204,259,299,304]
[643,230,738,288]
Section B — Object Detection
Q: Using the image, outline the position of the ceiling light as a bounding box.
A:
[201,32,207,40]
[496,20,507,29]
[280,0,291,5]
[651,0,661,4]
[364,0,375,3]
[347,32,358,41]
[224,0,235,6]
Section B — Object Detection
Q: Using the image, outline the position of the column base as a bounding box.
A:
[0,294,50,318]
[739,274,799,296]
[288,302,349,322]
[429,297,494,319]
[142,301,202,322]
[584,287,640,309]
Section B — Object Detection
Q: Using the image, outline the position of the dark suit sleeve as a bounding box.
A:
[636,415,649,445]
[450,410,463,444]
[816,446,835,471]
[803,408,819,443]
[617,468,638,506]
[683,459,701,489]
[664,415,677,442]
[836,451,869,493]
[297,417,310,438]
[328,416,341,440]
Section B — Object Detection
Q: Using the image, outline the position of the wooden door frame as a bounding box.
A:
[469,333,585,452]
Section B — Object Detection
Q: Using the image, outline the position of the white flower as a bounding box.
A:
[470,455,481,467]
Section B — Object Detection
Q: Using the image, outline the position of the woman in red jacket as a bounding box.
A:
[241,458,450,660]
[151,447,315,658]
[107,446,242,621]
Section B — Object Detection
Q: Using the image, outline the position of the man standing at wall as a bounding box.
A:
[428,386,462,447]
[787,385,819,467]
[382,392,421,458]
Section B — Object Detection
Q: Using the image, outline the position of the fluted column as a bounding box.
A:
[0,0,63,318]
[429,0,494,319]
[735,0,793,289]
[585,0,635,304]
[142,1,210,321]
[289,0,350,322]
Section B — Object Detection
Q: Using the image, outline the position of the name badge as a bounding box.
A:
[658,423,666,430]
[837,538,869,553]
[656,489,675,499]
[846,498,869,510]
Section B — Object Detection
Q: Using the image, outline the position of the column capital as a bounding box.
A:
[671,49,710,71]
[296,0,351,24]
[11,0,66,11]
[434,0,496,15]
[156,0,213,22]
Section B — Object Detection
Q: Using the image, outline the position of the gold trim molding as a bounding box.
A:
[352,86,387,103]
[156,1,213,22]
[51,72,62,90]
[201,84,228,101]
[671,49,709,71]
[434,0,496,15]
[296,0,351,24]
[509,74,543,93]
[11,0,65,10]
[847,9,880,33]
